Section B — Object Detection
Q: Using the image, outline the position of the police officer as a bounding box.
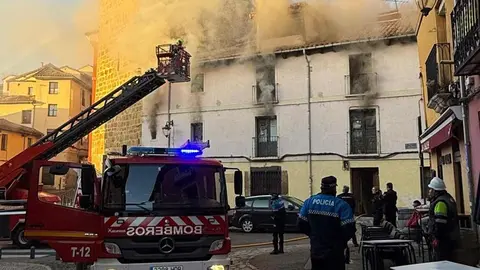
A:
[298,176,355,270]
[383,182,398,227]
[270,193,286,254]
[371,186,384,226]
[426,177,460,261]
[337,185,358,264]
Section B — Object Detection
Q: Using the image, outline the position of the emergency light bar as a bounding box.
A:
[126,140,210,157]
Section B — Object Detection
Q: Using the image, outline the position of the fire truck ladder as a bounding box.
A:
[0,69,166,187]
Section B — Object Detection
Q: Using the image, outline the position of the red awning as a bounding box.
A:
[420,115,456,152]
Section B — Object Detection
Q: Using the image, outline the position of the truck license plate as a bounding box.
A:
[150,266,183,270]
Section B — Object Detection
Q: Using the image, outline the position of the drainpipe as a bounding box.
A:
[303,49,313,196]
[167,82,172,149]
[459,76,478,238]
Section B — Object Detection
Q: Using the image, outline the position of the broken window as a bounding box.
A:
[191,73,205,92]
[349,109,377,154]
[255,63,276,104]
[255,116,278,157]
[191,123,203,142]
[348,53,373,94]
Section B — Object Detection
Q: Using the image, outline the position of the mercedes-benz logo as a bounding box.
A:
[159,237,175,254]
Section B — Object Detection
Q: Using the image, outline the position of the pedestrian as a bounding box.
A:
[426,177,460,262]
[383,182,398,227]
[371,186,384,226]
[270,193,286,255]
[337,185,358,264]
[298,176,355,270]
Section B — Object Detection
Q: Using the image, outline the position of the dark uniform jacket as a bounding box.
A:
[297,193,355,259]
[383,189,398,215]
[428,192,460,244]
[337,192,355,212]
[271,197,286,231]
[372,192,384,217]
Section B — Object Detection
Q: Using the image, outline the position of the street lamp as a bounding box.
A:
[415,0,435,16]
[162,120,174,138]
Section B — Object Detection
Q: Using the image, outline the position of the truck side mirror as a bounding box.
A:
[0,187,6,200]
[79,195,92,209]
[234,170,243,195]
[235,196,246,208]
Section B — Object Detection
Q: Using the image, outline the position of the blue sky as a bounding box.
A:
[0,0,97,77]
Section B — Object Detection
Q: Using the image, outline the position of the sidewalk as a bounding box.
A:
[247,244,363,270]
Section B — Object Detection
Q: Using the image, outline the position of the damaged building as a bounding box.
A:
[140,5,425,211]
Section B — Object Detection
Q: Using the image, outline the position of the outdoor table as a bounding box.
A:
[361,239,416,270]
[390,260,479,270]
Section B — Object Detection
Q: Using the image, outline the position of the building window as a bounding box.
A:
[255,63,276,104]
[27,138,33,147]
[191,123,203,142]
[48,104,58,117]
[49,82,59,94]
[255,116,278,157]
[81,90,86,106]
[28,87,34,96]
[348,53,373,94]
[349,109,378,154]
[191,74,204,92]
[1,134,7,151]
[22,110,32,124]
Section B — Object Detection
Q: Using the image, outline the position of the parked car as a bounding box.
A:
[229,194,304,233]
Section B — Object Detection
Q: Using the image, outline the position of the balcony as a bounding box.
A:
[347,130,380,155]
[252,136,278,158]
[252,83,279,105]
[344,73,378,96]
[452,0,480,76]
[425,43,460,114]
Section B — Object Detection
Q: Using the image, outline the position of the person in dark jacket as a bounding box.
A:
[426,177,460,262]
[298,176,355,270]
[383,182,398,227]
[337,185,358,264]
[270,193,286,254]
[371,186,384,226]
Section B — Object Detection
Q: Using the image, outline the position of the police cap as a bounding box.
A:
[321,176,338,188]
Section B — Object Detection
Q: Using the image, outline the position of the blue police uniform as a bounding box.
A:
[298,177,355,270]
[270,194,286,254]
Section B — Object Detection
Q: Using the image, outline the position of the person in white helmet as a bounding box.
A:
[426,177,460,262]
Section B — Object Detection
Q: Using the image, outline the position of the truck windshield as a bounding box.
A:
[103,163,227,212]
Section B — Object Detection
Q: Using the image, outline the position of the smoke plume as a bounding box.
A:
[99,0,416,132]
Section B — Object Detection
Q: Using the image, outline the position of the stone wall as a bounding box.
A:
[91,0,141,170]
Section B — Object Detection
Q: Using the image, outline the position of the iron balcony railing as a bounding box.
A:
[347,130,381,155]
[252,83,279,105]
[252,136,279,158]
[425,43,454,101]
[344,73,378,96]
[452,0,480,75]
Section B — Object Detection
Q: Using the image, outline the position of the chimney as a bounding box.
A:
[41,62,44,67]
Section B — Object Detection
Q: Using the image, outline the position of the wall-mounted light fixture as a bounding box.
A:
[162,120,174,138]
[415,0,435,16]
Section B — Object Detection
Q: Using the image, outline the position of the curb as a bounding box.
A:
[232,236,308,249]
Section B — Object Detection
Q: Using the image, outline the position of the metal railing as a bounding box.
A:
[344,73,378,95]
[425,43,454,100]
[452,0,480,75]
[347,130,380,155]
[252,83,279,105]
[252,136,279,158]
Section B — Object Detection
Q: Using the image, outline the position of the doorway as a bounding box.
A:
[350,167,379,216]
[452,141,465,214]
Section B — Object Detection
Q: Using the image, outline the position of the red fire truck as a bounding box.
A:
[0,43,244,269]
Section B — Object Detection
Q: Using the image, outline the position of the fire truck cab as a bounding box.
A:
[24,143,243,270]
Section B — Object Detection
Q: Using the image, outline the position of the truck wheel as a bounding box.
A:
[12,226,33,249]
[240,218,254,233]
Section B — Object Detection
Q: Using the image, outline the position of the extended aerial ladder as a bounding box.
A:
[0,42,191,200]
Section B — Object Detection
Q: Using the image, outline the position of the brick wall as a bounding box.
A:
[91,0,141,170]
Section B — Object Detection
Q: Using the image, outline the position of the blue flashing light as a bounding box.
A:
[127,146,203,157]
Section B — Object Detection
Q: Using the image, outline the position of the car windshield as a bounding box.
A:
[284,196,304,206]
[103,163,226,212]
